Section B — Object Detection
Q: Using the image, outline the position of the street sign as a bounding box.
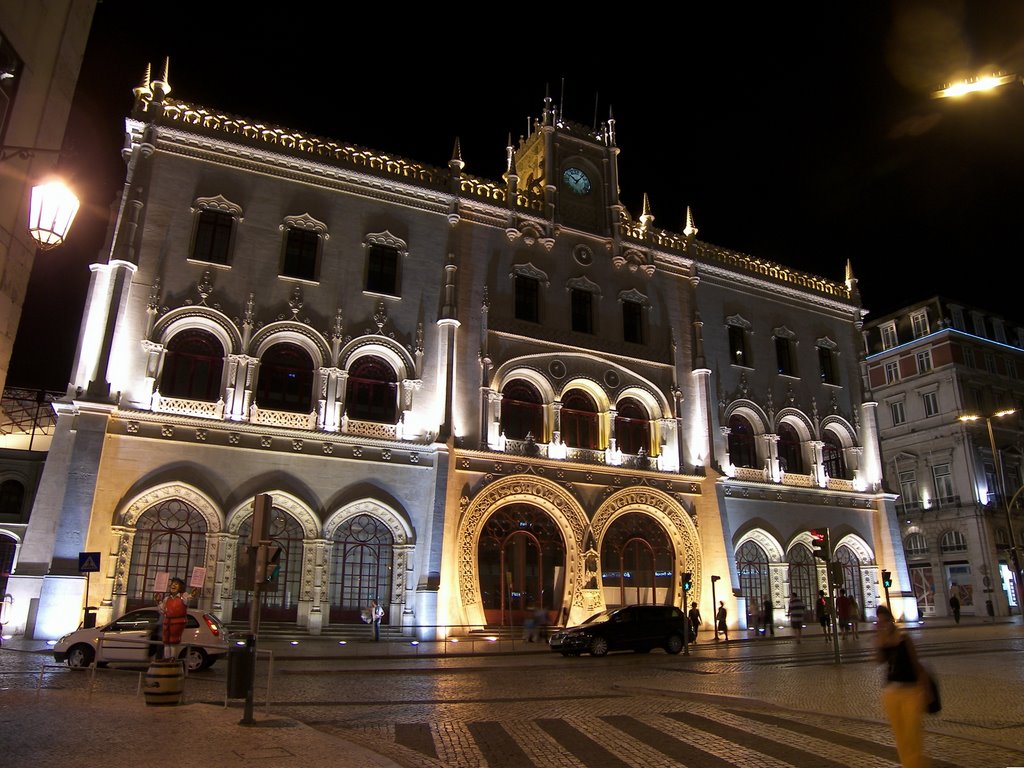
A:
[78,552,101,573]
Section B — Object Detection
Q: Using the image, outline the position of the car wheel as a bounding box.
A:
[665,634,684,655]
[66,644,94,668]
[590,637,609,657]
[180,647,209,673]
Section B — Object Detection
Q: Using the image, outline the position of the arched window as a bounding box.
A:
[787,544,816,617]
[905,532,928,557]
[0,479,25,517]
[234,508,304,622]
[345,356,398,423]
[126,499,208,611]
[561,389,600,449]
[737,540,770,626]
[256,342,314,413]
[940,530,968,553]
[500,380,544,441]
[0,533,16,596]
[600,513,673,607]
[328,513,394,623]
[478,504,565,625]
[834,545,863,620]
[822,431,848,479]
[615,398,651,456]
[777,422,804,474]
[160,329,224,402]
[728,414,757,469]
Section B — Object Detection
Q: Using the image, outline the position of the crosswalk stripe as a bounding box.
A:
[467,721,537,767]
[664,711,851,768]
[601,714,735,767]
[536,718,632,768]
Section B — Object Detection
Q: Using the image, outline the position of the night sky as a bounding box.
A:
[12,1,1024,390]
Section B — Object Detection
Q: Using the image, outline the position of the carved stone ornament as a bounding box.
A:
[611,248,655,276]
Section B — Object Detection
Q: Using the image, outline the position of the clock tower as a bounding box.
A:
[511,92,623,237]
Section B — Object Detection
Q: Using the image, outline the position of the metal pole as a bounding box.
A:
[986,418,1024,614]
[711,577,718,641]
[241,546,263,726]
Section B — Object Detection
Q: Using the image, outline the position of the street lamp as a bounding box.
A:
[932,73,1019,99]
[959,410,1024,614]
[1,144,80,250]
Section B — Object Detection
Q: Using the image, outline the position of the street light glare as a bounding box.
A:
[932,73,1018,99]
[994,408,1017,419]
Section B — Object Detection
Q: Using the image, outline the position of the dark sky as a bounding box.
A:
[12,1,1024,389]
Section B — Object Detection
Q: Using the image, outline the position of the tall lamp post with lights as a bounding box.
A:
[959,410,1023,616]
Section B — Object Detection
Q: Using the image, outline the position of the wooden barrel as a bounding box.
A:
[143,659,184,706]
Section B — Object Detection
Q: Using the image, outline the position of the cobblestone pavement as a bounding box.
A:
[2,619,1023,767]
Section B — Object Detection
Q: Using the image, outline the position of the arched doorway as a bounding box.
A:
[834,544,864,619]
[787,543,816,617]
[478,504,566,626]
[615,398,651,456]
[328,513,393,623]
[737,540,770,626]
[256,342,314,413]
[728,414,757,468]
[777,422,804,474]
[599,512,673,607]
[233,507,304,622]
[126,499,208,611]
[160,329,224,401]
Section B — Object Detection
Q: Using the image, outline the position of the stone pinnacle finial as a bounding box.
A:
[133,62,153,101]
[639,193,654,229]
[450,137,464,171]
[683,206,698,238]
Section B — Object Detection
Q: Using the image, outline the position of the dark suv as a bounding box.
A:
[548,604,687,656]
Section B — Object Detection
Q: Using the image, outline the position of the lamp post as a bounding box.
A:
[1,144,80,250]
[960,410,1024,615]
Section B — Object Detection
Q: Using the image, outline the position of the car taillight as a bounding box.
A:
[203,614,220,637]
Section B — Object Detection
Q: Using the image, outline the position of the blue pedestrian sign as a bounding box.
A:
[78,552,101,573]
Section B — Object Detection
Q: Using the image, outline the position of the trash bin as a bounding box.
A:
[83,606,98,629]
[227,633,255,699]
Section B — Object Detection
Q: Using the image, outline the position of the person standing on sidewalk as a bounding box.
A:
[761,595,775,637]
[837,588,852,638]
[687,601,702,643]
[875,605,929,768]
[370,599,384,641]
[816,590,832,642]
[788,592,806,644]
[949,591,961,624]
[716,601,729,641]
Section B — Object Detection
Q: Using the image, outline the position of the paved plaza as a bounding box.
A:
[1,617,1022,767]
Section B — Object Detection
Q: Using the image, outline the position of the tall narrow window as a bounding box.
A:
[500,380,544,440]
[922,391,939,417]
[916,350,932,374]
[615,398,651,455]
[911,310,929,339]
[881,323,898,350]
[515,275,540,323]
[570,288,593,334]
[160,329,224,402]
[821,431,846,479]
[818,345,838,385]
[775,336,796,376]
[899,470,919,508]
[345,356,398,424]
[932,463,954,505]
[366,245,399,295]
[777,422,803,474]
[884,361,900,384]
[890,401,906,425]
[729,325,749,367]
[282,228,321,281]
[191,210,235,265]
[622,299,644,344]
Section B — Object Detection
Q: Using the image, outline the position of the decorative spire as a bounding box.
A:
[151,56,171,101]
[639,193,654,230]
[450,137,464,171]
[683,206,698,238]
[845,258,855,284]
[133,62,153,102]
[504,133,518,181]
[607,105,616,146]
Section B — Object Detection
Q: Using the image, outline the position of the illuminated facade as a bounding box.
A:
[6,68,916,640]
[864,297,1024,618]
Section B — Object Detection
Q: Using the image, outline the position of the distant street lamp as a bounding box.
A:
[932,73,1020,99]
[1,144,80,250]
[959,410,1024,614]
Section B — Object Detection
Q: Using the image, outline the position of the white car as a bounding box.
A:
[53,606,229,672]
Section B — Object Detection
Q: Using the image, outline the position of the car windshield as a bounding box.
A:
[580,609,619,625]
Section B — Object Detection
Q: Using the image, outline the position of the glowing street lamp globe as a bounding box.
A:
[28,179,80,250]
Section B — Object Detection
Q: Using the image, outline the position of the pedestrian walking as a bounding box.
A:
[687,601,702,643]
[949,591,961,624]
[848,594,860,638]
[761,595,775,637]
[716,601,729,641]
[816,590,832,642]
[837,588,852,638]
[875,605,929,768]
[787,592,806,644]
[370,599,384,641]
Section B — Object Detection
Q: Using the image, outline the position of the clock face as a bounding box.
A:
[563,167,592,195]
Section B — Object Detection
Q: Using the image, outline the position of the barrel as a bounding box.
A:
[143,659,184,706]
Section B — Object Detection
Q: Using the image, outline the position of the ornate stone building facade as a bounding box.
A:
[864,297,1024,619]
[6,69,915,640]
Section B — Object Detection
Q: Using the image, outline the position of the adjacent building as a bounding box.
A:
[864,297,1024,618]
[6,67,915,641]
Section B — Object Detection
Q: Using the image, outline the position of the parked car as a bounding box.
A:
[53,607,228,672]
[548,604,687,656]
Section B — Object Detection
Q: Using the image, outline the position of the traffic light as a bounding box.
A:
[811,528,831,561]
[249,493,273,547]
[682,572,693,592]
[254,544,282,584]
[882,570,893,589]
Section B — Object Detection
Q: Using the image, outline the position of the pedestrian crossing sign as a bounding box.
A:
[78,552,101,573]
